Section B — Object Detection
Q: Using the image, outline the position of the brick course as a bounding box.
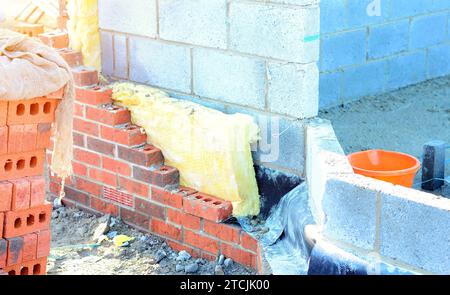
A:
[44,73,264,271]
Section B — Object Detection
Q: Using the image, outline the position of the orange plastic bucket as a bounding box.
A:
[347,150,420,187]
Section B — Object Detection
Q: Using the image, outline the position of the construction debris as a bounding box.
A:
[150,250,167,265]
[217,254,225,265]
[112,235,134,247]
[49,206,256,275]
[214,265,225,275]
[224,258,234,268]
[184,263,199,274]
[91,214,110,242]
[176,250,191,262]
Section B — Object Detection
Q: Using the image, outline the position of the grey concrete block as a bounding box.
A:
[225,106,305,174]
[380,187,450,274]
[267,62,319,119]
[167,91,227,113]
[100,31,113,76]
[305,118,354,224]
[229,2,320,63]
[252,116,305,174]
[113,34,128,79]
[159,0,227,48]
[98,0,157,37]
[322,176,378,250]
[129,37,191,93]
[193,48,266,109]
[275,117,305,173]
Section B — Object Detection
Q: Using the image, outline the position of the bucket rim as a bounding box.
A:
[347,149,421,176]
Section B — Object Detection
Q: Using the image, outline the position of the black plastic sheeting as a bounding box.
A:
[254,165,302,219]
[308,242,416,275]
[239,180,417,275]
[240,182,313,274]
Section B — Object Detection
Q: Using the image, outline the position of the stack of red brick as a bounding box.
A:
[0,93,59,275]
[39,31,263,272]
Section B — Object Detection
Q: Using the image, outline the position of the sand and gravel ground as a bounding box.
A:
[48,206,256,275]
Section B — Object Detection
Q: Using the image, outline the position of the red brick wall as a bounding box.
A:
[46,49,263,271]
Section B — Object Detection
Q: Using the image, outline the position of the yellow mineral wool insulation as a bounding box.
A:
[66,0,101,70]
[111,83,261,217]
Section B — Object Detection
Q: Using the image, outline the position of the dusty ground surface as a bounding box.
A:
[321,75,450,193]
[48,206,256,275]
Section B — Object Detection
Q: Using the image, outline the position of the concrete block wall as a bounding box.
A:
[305,119,450,274]
[320,0,450,109]
[305,118,353,224]
[98,0,321,176]
[321,174,450,274]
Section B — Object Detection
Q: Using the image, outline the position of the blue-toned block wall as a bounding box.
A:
[320,0,450,109]
[98,0,321,176]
